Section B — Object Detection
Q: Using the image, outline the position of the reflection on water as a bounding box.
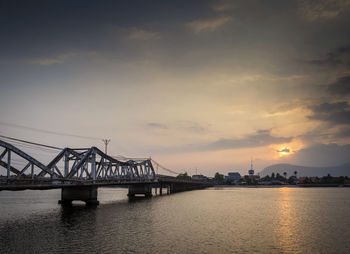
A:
[276,187,298,253]
[1,187,350,253]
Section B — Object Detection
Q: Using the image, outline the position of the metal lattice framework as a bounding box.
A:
[0,139,156,184]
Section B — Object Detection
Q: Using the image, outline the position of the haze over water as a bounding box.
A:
[1,187,349,254]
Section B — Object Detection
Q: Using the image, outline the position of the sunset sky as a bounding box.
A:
[1,0,350,176]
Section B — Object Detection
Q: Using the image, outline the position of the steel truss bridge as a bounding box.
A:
[0,139,212,205]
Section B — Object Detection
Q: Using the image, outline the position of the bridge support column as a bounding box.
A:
[58,186,99,206]
[128,184,152,197]
[169,183,175,194]
[167,185,170,194]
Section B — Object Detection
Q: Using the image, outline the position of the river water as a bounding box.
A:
[0,187,349,253]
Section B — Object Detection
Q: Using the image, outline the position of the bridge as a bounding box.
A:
[0,138,212,205]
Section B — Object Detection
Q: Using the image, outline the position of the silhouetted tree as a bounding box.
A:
[177,172,191,180]
[244,176,252,185]
[214,172,224,184]
[276,173,284,181]
[304,177,311,184]
[287,176,296,185]
[261,175,271,181]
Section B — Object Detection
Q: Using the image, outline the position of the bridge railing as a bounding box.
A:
[157,174,212,184]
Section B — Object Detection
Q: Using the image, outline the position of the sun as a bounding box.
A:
[277,147,292,157]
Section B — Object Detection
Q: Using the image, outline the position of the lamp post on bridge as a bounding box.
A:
[102,139,111,155]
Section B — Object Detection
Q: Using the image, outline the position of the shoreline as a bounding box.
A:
[212,184,350,188]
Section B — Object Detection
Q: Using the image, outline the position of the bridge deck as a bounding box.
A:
[0,175,211,191]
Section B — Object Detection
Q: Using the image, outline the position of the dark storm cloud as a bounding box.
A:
[306,45,350,67]
[290,143,350,166]
[328,75,350,95]
[334,127,350,138]
[308,102,350,125]
[204,130,291,150]
[0,0,212,60]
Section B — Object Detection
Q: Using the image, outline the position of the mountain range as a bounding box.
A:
[259,162,350,177]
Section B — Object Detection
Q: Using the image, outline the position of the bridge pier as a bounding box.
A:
[167,185,170,194]
[166,183,204,194]
[58,186,99,206]
[128,184,152,197]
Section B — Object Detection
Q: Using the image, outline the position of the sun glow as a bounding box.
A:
[269,139,305,160]
[277,146,292,157]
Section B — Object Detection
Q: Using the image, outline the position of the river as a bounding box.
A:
[0,187,349,253]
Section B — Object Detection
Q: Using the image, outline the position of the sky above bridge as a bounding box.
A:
[1,0,350,176]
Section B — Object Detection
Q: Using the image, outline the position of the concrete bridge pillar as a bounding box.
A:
[58,186,99,206]
[167,185,170,194]
[128,184,152,197]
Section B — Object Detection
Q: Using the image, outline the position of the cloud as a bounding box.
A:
[264,100,304,117]
[28,52,78,65]
[334,127,350,138]
[289,143,350,166]
[128,28,160,40]
[212,0,234,12]
[176,121,208,133]
[28,51,96,65]
[298,0,350,21]
[187,16,232,33]
[304,45,350,67]
[328,75,350,95]
[277,148,290,153]
[203,129,292,150]
[146,121,208,133]
[308,101,350,125]
[147,122,168,129]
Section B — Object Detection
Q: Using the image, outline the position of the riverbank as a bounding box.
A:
[213,184,350,188]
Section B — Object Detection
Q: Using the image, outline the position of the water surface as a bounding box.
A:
[1,187,349,253]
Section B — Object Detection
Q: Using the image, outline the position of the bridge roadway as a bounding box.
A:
[0,176,212,205]
[0,139,212,205]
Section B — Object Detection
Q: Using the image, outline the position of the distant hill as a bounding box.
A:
[259,162,350,177]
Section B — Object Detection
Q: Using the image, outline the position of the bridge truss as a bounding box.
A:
[0,139,156,185]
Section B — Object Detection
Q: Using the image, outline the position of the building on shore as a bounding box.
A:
[192,174,208,181]
[242,159,260,184]
[225,172,241,184]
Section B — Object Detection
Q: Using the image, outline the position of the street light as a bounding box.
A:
[102,139,111,154]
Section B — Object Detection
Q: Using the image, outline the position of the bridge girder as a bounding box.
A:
[0,139,156,184]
